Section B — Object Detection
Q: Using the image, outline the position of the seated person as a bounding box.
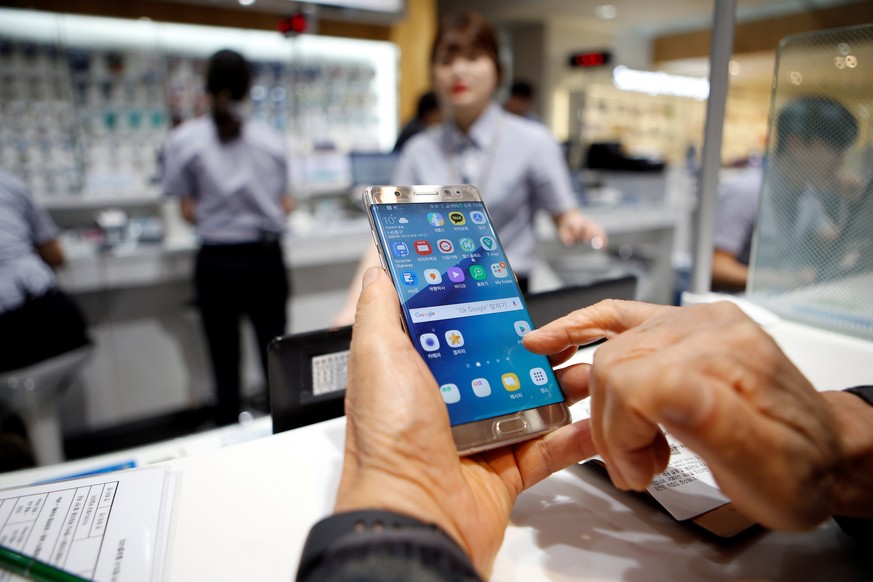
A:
[712,96,859,292]
[296,269,873,580]
[0,170,90,373]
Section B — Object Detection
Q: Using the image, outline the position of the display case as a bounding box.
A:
[0,8,398,207]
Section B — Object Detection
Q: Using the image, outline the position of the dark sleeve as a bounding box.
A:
[297,529,481,582]
[296,511,482,582]
[833,385,873,541]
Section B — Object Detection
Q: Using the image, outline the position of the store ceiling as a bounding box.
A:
[436,0,862,37]
[170,0,866,93]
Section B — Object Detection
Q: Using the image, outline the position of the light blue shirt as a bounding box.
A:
[0,171,58,312]
[163,117,289,244]
[393,103,578,274]
[714,166,764,265]
[754,163,840,272]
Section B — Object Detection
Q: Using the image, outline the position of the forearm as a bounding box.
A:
[180,198,197,224]
[711,250,748,292]
[824,390,873,519]
[36,240,65,268]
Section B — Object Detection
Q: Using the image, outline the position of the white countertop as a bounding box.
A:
[2,303,871,580]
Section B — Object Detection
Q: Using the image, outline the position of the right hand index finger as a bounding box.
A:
[523,299,675,355]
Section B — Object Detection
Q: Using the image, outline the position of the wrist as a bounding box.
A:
[335,471,467,555]
[823,390,873,519]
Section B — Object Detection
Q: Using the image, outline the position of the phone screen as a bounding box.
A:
[371,200,564,427]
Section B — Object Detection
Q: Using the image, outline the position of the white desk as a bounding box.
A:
[2,306,870,580]
[157,311,873,581]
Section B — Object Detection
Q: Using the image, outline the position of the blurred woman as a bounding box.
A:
[163,49,293,425]
[335,12,604,324]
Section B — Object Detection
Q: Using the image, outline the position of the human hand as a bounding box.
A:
[555,208,607,249]
[523,299,844,531]
[335,268,597,575]
[282,195,295,215]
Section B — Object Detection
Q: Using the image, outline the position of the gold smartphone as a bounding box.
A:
[363,184,570,455]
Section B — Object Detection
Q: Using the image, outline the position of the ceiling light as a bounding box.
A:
[239,0,256,6]
[613,66,710,100]
[595,5,617,20]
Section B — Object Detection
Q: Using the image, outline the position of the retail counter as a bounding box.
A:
[52,202,684,436]
[2,304,870,580]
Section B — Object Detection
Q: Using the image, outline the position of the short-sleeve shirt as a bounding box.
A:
[715,163,842,270]
[713,166,764,266]
[0,171,58,312]
[163,117,289,244]
[393,103,578,275]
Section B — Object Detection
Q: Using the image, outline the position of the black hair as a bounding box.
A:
[416,91,439,119]
[205,49,252,142]
[509,80,535,100]
[431,11,504,85]
[775,96,858,155]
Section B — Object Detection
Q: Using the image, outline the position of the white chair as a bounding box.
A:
[0,345,93,465]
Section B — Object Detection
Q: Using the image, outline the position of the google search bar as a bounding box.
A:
[410,297,524,322]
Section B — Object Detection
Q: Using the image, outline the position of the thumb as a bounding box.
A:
[353,267,404,345]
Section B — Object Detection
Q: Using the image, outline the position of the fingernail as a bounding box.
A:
[362,267,380,289]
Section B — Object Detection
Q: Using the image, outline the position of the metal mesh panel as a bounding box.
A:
[746,24,873,340]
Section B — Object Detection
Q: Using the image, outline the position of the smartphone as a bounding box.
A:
[363,184,570,455]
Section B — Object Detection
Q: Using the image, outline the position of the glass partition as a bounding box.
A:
[746,24,873,340]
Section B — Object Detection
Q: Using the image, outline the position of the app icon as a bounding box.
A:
[401,271,417,285]
[470,210,487,224]
[459,238,476,252]
[480,236,496,251]
[424,269,442,285]
[427,212,445,227]
[448,211,466,226]
[420,333,440,352]
[437,239,454,253]
[513,321,531,336]
[414,240,432,255]
[501,373,521,392]
[530,368,549,386]
[440,383,460,404]
[391,241,409,257]
[444,330,464,348]
[447,266,465,283]
[471,378,491,397]
[491,261,508,278]
[469,265,487,280]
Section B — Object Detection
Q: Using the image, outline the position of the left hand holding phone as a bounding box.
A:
[334,267,598,577]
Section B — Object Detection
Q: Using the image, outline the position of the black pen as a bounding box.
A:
[0,544,90,582]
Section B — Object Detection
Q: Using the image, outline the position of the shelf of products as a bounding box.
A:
[0,8,397,208]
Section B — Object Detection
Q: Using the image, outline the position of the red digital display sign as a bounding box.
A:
[568,51,612,68]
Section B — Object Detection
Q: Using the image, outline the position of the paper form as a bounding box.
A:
[0,467,174,582]
[571,400,729,521]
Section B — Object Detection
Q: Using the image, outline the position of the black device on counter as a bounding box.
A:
[267,326,352,433]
